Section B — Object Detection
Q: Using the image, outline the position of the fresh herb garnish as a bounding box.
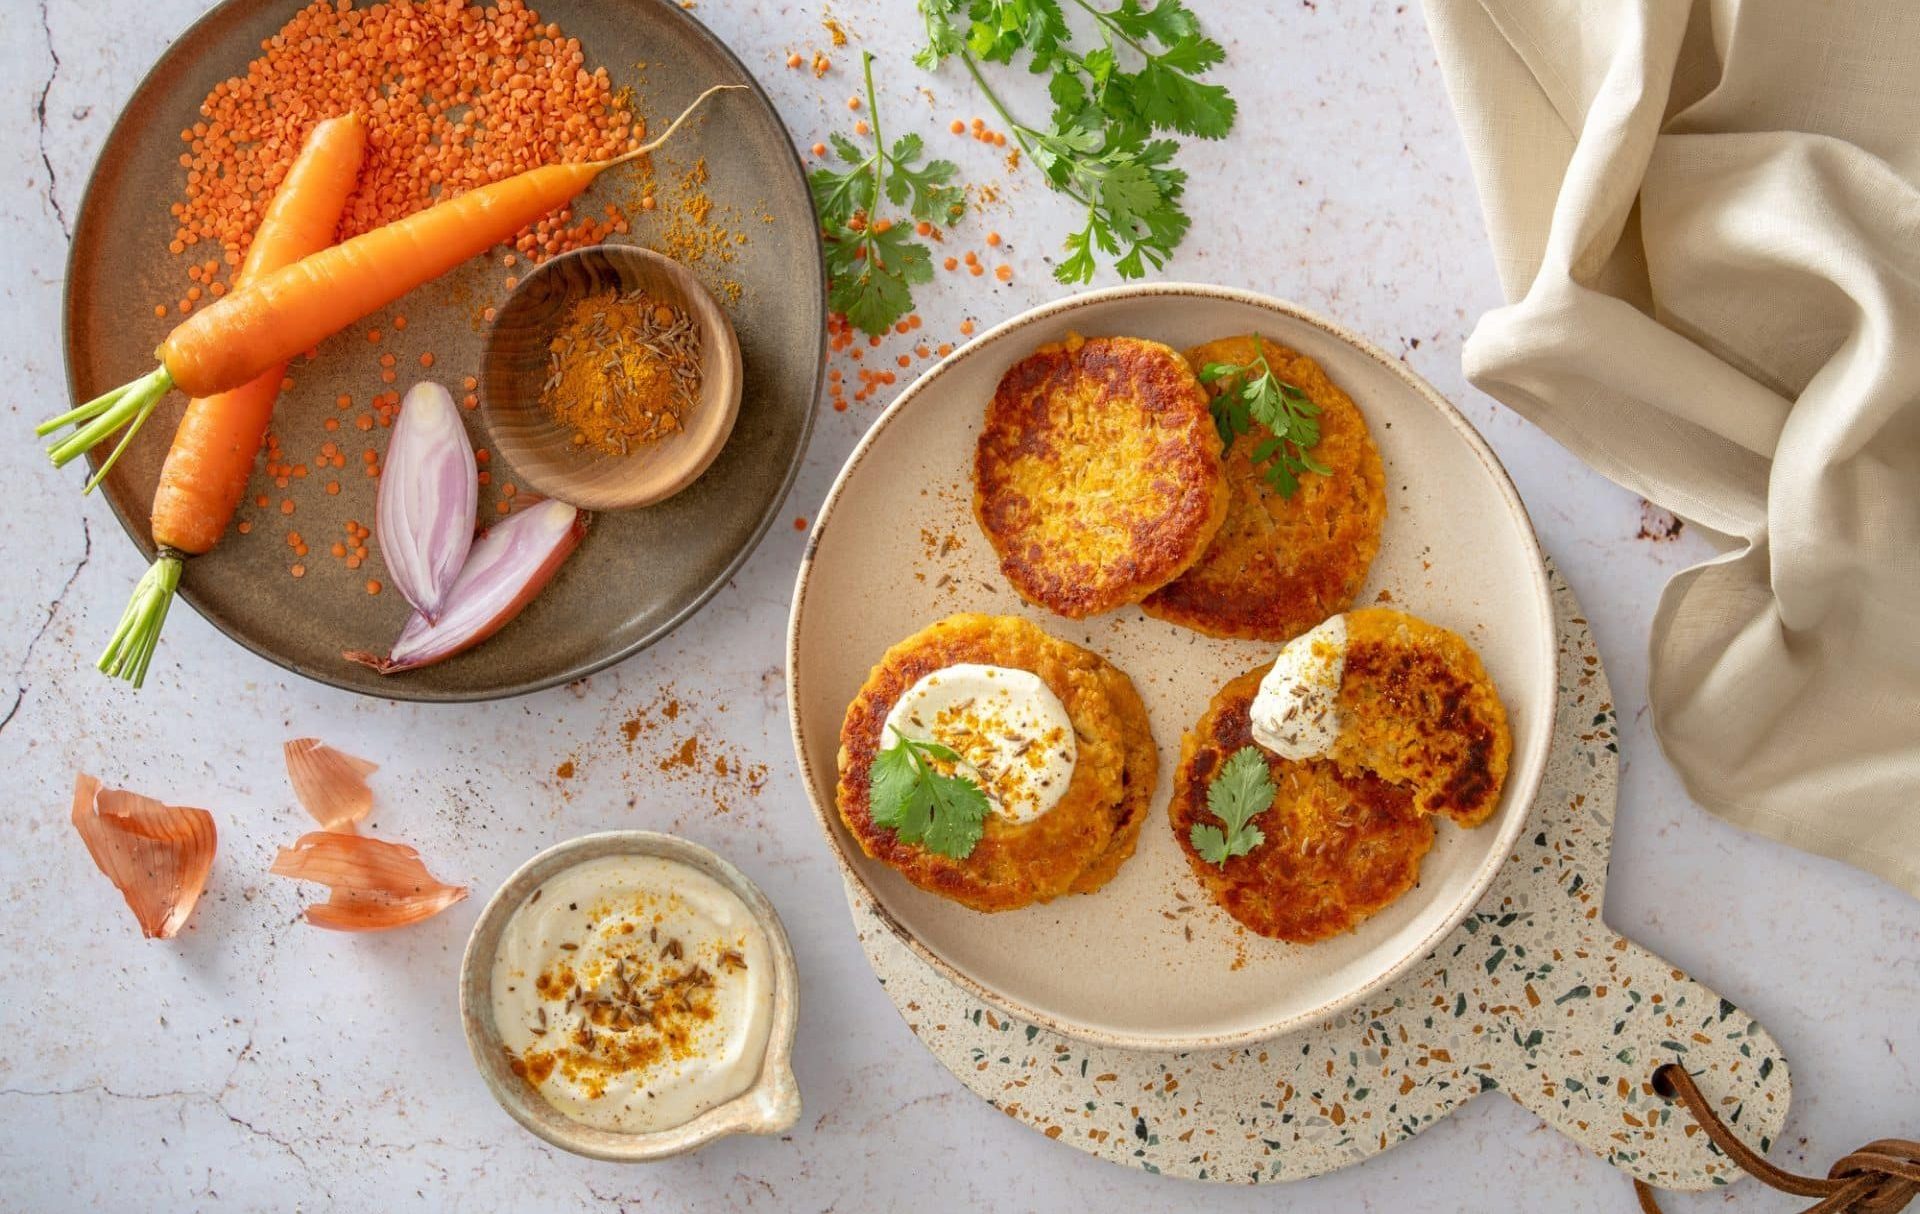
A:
[916,0,1234,283]
[1190,746,1274,866]
[870,725,992,859]
[1199,346,1330,498]
[811,52,967,336]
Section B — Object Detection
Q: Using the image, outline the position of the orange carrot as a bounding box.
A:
[159,113,367,556]
[96,113,367,687]
[40,85,738,484]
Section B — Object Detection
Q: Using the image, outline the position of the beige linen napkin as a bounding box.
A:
[1422,0,1920,895]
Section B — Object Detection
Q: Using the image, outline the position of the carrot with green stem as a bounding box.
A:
[95,112,368,687]
[41,83,740,482]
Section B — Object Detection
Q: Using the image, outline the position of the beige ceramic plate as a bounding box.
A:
[787,284,1555,1051]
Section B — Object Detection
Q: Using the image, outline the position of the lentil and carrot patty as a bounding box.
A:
[1170,665,1435,943]
[1143,336,1386,641]
[1067,652,1158,895]
[836,614,1150,912]
[973,334,1227,618]
[1329,608,1511,828]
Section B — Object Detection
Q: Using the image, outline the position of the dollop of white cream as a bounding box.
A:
[1250,614,1349,760]
[490,855,774,1135]
[881,663,1077,824]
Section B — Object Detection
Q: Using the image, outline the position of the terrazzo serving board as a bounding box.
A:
[843,564,1792,1190]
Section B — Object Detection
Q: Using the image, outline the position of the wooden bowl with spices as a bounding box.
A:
[481,245,743,511]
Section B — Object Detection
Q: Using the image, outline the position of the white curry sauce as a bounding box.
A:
[1249,614,1349,761]
[490,855,773,1133]
[881,663,1077,824]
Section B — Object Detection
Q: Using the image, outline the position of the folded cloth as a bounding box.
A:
[1423,0,1920,896]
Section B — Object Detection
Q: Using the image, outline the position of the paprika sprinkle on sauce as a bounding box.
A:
[540,288,702,455]
[490,855,774,1133]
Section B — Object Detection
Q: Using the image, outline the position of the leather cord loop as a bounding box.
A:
[1633,1062,1920,1213]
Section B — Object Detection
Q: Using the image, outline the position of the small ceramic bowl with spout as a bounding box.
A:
[459,830,800,1161]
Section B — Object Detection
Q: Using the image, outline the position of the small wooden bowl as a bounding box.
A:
[481,245,742,511]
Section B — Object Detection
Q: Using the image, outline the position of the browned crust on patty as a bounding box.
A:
[835,614,1140,912]
[1170,665,1434,943]
[1334,608,1511,828]
[1067,655,1158,894]
[1143,336,1386,641]
[973,335,1228,618]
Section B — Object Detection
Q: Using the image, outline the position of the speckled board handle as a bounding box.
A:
[845,563,1791,1189]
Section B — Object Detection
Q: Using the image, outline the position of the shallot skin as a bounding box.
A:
[376,381,477,622]
[346,499,587,674]
[70,774,218,939]
[270,831,468,932]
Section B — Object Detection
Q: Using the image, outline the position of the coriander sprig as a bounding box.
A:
[1191,746,1274,866]
[916,0,1233,283]
[810,52,967,336]
[869,725,992,860]
[1199,346,1330,498]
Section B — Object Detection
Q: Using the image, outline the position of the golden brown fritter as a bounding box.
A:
[836,614,1148,912]
[1331,608,1511,828]
[1067,654,1158,894]
[973,334,1228,619]
[1170,666,1434,943]
[1143,336,1386,641]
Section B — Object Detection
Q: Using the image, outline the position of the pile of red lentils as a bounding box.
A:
[161,0,644,318]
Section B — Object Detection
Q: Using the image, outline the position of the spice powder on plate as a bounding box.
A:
[541,288,703,455]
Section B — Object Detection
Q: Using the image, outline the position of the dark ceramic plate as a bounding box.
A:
[62,0,823,701]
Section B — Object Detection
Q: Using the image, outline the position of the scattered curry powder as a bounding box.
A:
[540,288,702,455]
[654,159,748,302]
[613,690,768,815]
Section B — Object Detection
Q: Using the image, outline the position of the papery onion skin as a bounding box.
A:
[269,831,468,932]
[345,499,586,675]
[283,738,378,833]
[70,773,217,939]
[376,381,477,622]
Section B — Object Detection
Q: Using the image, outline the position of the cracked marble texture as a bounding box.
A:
[1,2,1915,1212]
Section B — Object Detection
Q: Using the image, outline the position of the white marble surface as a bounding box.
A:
[2,1,1914,1211]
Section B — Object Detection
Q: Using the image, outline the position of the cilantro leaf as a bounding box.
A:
[1190,746,1274,866]
[1132,59,1234,138]
[868,741,921,829]
[914,0,968,69]
[1037,125,1187,283]
[815,53,964,336]
[825,221,932,337]
[1189,823,1231,865]
[869,727,991,860]
[920,770,990,857]
[884,133,966,224]
[1103,0,1204,46]
[1200,343,1327,498]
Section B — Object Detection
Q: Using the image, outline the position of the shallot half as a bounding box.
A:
[376,381,476,621]
[346,499,586,674]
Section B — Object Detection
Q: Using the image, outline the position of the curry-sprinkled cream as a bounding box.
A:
[1249,614,1348,761]
[490,855,773,1134]
[881,663,1077,824]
